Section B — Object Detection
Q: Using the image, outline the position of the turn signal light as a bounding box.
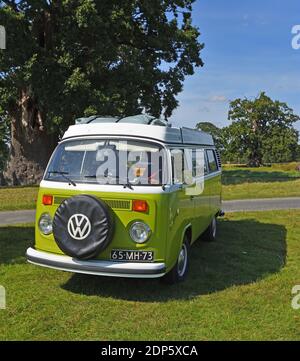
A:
[132,200,148,213]
[42,195,53,206]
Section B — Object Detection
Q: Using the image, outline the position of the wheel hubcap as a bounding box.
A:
[177,244,187,277]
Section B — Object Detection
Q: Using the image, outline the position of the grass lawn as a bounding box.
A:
[222,163,300,200]
[222,178,300,200]
[0,210,300,340]
[0,186,38,211]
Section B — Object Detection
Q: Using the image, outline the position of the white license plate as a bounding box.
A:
[111,250,154,262]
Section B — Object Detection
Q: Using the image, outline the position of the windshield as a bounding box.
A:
[45,138,168,186]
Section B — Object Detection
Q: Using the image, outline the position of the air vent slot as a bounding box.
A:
[104,199,131,210]
[215,150,222,169]
[53,196,131,210]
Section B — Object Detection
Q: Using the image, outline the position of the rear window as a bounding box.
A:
[45,139,168,186]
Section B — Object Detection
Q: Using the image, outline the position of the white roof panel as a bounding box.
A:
[62,123,214,146]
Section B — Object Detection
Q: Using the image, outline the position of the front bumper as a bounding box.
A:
[26,248,166,278]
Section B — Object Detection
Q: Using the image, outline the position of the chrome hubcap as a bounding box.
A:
[177,244,187,277]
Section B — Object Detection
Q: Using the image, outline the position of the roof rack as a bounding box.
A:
[75,114,169,127]
[69,114,214,146]
[75,116,119,125]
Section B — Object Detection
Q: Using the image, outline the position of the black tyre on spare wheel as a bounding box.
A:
[53,195,114,260]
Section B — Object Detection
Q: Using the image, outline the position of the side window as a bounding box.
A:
[206,149,218,173]
[204,154,209,175]
[171,148,195,184]
[192,151,197,177]
[192,148,207,177]
[171,148,184,184]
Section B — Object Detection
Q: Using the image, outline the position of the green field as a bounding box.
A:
[0,210,300,340]
[222,163,300,200]
[0,186,38,211]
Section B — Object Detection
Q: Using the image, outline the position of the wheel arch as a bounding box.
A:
[182,223,192,245]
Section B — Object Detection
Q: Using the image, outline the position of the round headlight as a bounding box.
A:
[39,213,53,235]
[129,222,151,244]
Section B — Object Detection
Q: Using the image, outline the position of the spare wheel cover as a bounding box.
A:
[53,195,114,260]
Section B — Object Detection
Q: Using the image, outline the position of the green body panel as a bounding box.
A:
[35,174,221,273]
[192,182,211,244]
[36,187,177,269]
[208,173,222,216]
[166,187,191,270]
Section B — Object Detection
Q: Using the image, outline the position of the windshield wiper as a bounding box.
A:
[84,175,134,189]
[122,180,134,190]
[115,176,134,190]
[48,171,76,187]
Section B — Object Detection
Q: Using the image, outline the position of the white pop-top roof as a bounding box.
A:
[62,123,214,146]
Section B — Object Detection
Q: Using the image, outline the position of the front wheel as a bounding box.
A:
[162,236,190,285]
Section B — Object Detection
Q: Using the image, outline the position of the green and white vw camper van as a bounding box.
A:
[26,115,223,284]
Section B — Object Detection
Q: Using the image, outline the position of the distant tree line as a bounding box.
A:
[197,93,300,167]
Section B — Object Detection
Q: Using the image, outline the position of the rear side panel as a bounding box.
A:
[209,172,222,216]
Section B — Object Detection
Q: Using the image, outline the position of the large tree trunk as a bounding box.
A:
[3,90,58,186]
[247,145,263,167]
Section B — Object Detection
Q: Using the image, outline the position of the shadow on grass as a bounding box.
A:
[222,169,300,185]
[62,218,287,301]
[0,226,34,264]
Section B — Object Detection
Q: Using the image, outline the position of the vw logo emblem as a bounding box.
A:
[67,214,91,240]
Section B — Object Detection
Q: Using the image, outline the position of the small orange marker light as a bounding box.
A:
[42,195,53,206]
[132,200,148,213]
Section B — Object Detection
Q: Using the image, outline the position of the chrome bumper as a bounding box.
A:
[26,248,166,278]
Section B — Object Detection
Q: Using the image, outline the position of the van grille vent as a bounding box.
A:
[104,199,131,210]
[53,196,131,210]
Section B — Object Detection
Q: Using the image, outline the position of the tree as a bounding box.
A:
[262,125,298,164]
[225,92,299,166]
[0,114,9,175]
[0,0,203,185]
[296,144,300,162]
[195,121,224,151]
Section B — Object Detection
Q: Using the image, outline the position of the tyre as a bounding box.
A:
[162,236,190,285]
[53,195,114,260]
[201,216,217,242]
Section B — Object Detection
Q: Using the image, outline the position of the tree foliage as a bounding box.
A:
[196,93,299,166]
[0,0,203,184]
[224,93,299,166]
[0,0,203,133]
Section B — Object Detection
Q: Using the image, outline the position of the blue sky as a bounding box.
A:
[170,0,300,131]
